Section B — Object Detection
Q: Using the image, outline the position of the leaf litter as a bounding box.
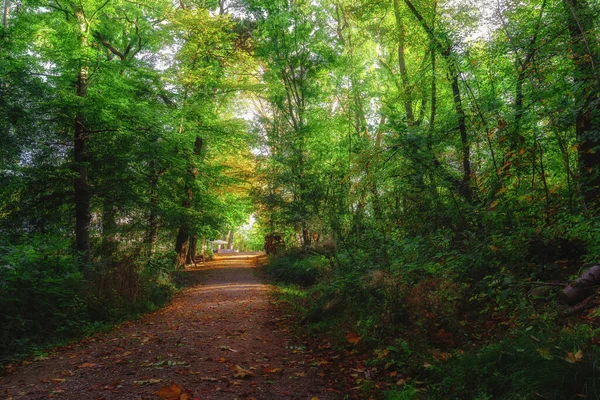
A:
[0,254,338,399]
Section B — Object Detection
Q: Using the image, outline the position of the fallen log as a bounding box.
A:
[560,265,600,305]
[560,293,598,317]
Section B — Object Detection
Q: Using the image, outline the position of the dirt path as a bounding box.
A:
[1,254,339,400]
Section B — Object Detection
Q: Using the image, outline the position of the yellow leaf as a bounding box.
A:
[232,364,254,379]
[565,351,584,364]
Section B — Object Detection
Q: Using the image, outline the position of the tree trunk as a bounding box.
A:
[227,230,234,250]
[564,0,600,206]
[403,0,472,202]
[175,226,189,266]
[145,165,160,260]
[175,136,203,265]
[450,73,472,202]
[74,10,91,264]
[2,0,9,28]
[175,183,192,266]
[186,235,197,264]
[561,265,600,305]
[393,0,414,126]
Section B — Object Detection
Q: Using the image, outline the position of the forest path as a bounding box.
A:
[1,254,338,400]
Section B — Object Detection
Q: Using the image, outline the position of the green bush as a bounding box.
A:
[0,235,87,360]
[266,251,330,286]
[0,237,182,364]
[429,324,600,399]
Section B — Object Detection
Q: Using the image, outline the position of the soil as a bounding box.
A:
[0,254,340,400]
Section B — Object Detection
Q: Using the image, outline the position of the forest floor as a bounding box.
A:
[0,254,341,400]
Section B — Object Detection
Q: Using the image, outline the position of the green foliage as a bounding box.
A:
[429,324,600,400]
[0,236,86,360]
[385,386,418,400]
[0,238,181,363]
[265,251,330,286]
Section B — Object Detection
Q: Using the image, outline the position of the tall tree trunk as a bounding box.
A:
[175,224,189,266]
[145,165,160,260]
[2,0,9,28]
[227,230,234,250]
[186,235,197,264]
[449,73,472,201]
[403,0,472,202]
[175,136,203,265]
[74,9,91,264]
[564,0,600,206]
[393,0,414,126]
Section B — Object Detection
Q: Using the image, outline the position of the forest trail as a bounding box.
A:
[1,254,338,400]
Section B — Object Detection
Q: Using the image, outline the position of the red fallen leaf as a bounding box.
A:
[346,332,361,344]
[155,383,184,400]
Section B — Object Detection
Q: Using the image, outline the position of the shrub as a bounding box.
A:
[0,235,87,360]
[429,323,600,399]
[265,251,330,286]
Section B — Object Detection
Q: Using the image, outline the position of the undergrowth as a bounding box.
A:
[263,238,600,399]
[0,235,181,368]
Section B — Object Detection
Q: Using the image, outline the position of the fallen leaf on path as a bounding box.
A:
[155,383,192,400]
[51,378,66,383]
[263,368,281,374]
[232,364,254,379]
[346,332,361,344]
[133,378,162,386]
[78,362,97,368]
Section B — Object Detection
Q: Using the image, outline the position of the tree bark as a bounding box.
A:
[393,0,414,126]
[186,235,197,265]
[2,0,9,28]
[74,9,91,264]
[561,265,600,305]
[175,136,203,266]
[145,164,160,260]
[564,0,600,206]
[227,230,234,250]
[403,0,472,202]
[175,225,189,266]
